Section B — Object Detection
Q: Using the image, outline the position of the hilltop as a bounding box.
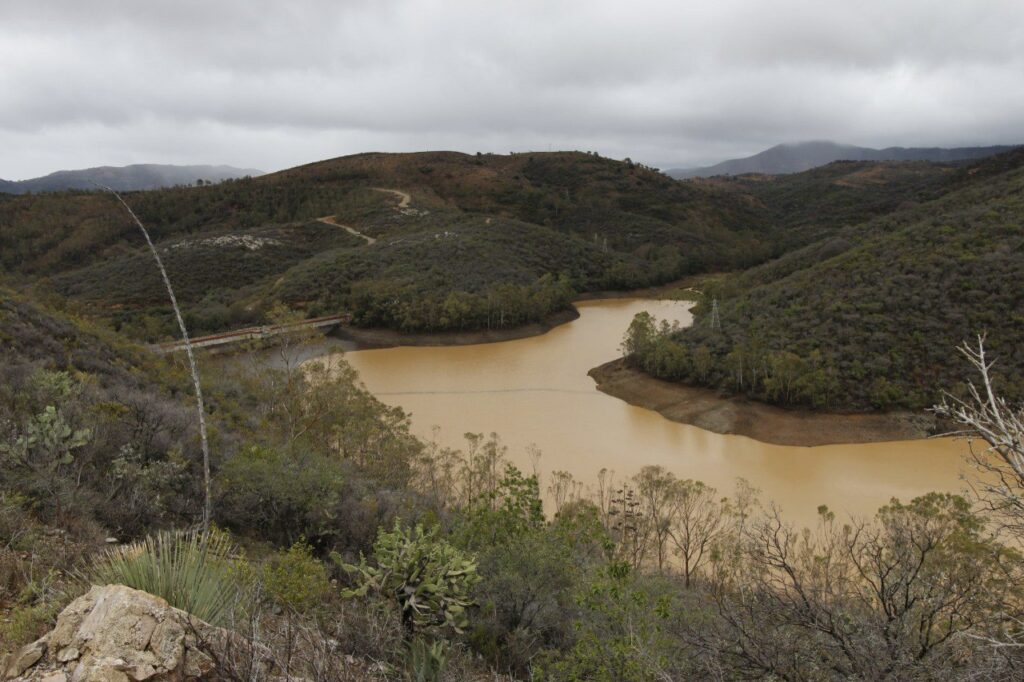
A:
[0,163,263,194]
[0,151,769,339]
[667,140,1018,178]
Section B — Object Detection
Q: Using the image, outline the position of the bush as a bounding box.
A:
[0,568,66,649]
[339,521,480,639]
[259,540,331,614]
[216,445,347,547]
[0,600,60,649]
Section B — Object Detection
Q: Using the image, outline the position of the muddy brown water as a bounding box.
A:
[320,299,969,529]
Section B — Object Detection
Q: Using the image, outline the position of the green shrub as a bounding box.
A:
[339,521,480,638]
[87,528,248,627]
[216,445,347,547]
[259,540,330,614]
[406,636,449,682]
[0,600,60,648]
[0,570,66,649]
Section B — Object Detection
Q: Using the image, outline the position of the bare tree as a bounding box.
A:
[102,187,211,532]
[667,480,727,588]
[633,466,680,573]
[547,469,582,516]
[933,335,1024,659]
[934,335,1024,537]
[702,497,1008,680]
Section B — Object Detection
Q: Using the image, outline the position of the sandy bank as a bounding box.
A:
[588,358,936,447]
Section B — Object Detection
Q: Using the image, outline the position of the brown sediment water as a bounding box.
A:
[322,298,969,529]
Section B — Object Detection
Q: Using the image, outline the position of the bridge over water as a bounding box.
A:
[152,314,348,354]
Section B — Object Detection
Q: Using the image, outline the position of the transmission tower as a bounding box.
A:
[710,298,722,332]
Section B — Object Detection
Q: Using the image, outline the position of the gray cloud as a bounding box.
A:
[2,0,1023,178]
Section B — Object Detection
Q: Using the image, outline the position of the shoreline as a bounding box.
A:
[330,276,703,350]
[588,358,936,447]
[331,307,581,350]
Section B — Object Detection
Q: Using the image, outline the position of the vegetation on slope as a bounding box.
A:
[4,287,1024,679]
[625,150,1024,410]
[1,151,776,340]
[702,159,958,252]
[6,274,1024,677]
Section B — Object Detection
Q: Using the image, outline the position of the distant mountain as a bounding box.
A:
[667,141,1020,178]
[0,164,264,194]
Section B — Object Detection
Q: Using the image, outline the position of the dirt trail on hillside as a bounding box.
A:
[371,187,412,208]
[316,215,376,245]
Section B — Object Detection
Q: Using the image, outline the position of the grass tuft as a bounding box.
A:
[87,528,246,627]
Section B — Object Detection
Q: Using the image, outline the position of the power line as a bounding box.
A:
[710,298,722,332]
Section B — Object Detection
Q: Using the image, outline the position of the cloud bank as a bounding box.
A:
[2,0,1023,178]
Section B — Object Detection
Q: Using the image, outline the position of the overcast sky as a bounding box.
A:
[3,0,1024,179]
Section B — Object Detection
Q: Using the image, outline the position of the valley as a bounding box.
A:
[3,147,1022,679]
[7,3,1024,678]
[327,298,966,531]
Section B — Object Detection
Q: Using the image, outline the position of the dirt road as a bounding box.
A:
[316,215,376,245]
[371,187,412,208]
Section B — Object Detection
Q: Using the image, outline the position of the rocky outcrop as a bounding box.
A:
[3,585,262,681]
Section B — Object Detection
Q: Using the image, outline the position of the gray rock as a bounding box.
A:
[4,638,46,679]
[7,585,267,681]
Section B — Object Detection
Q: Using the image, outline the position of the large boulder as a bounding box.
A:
[3,584,263,681]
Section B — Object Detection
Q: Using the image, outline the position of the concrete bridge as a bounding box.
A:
[153,314,348,354]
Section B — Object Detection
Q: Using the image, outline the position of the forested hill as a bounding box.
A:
[4,148,1018,365]
[0,151,771,339]
[626,148,1024,411]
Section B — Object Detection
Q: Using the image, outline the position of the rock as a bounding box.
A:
[4,638,46,679]
[7,585,268,681]
[37,673,66,682]
[104,538,118,545]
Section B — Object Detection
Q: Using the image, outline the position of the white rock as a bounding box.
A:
[8,585,265,681]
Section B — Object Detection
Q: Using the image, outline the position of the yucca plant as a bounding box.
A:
[87,528,247,627]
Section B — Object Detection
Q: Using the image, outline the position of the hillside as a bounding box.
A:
[1,151,771,338]
[4,167,1024,680]
[696,159,961,254]
[0,163,263,194]
[7,288,1019,681]
[667,141,1018,178]
[627,149,1024,410]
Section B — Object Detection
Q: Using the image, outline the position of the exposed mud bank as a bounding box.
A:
[588,358,936,447]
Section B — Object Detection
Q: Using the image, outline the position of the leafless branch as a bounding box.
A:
[933,335,1024,536]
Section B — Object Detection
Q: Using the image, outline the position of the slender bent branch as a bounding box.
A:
[101,186,212,533]
[934,335,1024,539]
[934,336,1024,481]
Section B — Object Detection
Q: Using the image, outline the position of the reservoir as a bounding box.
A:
[329,298,968,528]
